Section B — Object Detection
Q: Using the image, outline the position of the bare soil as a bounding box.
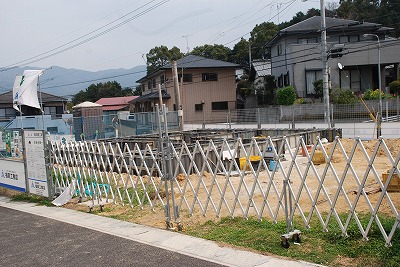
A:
[54,138,400,233]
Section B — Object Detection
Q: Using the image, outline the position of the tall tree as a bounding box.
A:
[249,22,279,59]
[146,46,184,74]
[337,0,380,23]
[231,38,250,69]
[190,44,232,62]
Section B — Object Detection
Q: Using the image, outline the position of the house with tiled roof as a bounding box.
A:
[95,96,138,137]
[0,90,67,122]
[95,96,137,112]
[134,55,240,123]
[266,16,400,98]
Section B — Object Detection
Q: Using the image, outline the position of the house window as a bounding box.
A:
[349,35,359,43]
[195,103,203,111]
[212,101,228,110]
[47,126,58,134]
[0,109,15,117]
[277,74,283,87]
[152,78,156,88]
[340,35,360,44]
[277,44,283,55]
[306,70,322,95]
[178,74,193,83]
[202,73,218,81]
[44,106,57,115]
[340,69,361,91]
[160,75,165,84]
[298,37,318,44]
[339,35,348,43]
[147,81,151,90]
[284,72,290,86]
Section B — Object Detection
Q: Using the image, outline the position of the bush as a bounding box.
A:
[313,79,323,99]
[294,98,306,104]
[389,80,400,95]
[363,89,391,100]
[330,88,358,104]
[276,86,296,105]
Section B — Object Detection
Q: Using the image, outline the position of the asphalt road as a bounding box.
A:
[0,206,225,267]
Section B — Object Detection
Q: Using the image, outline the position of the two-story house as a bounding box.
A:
[267,16,400,98]
[0,90,67,123]
[133,55,240,123]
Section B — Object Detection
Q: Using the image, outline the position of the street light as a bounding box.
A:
[363,33,382,138]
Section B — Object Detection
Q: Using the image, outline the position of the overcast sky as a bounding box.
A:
[0,0,339,72]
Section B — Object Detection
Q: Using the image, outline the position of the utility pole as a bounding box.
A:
[249,41,252,72]
[172,61,183,131]
[320,0,331,128]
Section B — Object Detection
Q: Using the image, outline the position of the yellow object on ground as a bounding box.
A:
[240,156,261,170]
[312,150,326,165]
[382,172,400,192]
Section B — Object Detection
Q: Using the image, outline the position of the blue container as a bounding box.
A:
[269,160,280,171]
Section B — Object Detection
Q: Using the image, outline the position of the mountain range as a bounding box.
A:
[0,65,147,100]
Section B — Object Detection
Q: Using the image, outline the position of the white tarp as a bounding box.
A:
[13,69,44,111]
[52,179,76,207]
[12,75,22,112]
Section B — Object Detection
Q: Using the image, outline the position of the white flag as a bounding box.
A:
[12,75,22,112]
[16,69,44,110]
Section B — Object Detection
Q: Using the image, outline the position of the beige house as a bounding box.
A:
[133,55,240,123]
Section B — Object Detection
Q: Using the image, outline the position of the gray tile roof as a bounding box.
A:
[268,16,393,45]
[0,90,67,104]
[281,16,384,33]
[132,90,170,102]
[252,59,271,77]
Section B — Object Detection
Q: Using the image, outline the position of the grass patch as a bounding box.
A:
[184,214,400,267]
[10,193,53,207]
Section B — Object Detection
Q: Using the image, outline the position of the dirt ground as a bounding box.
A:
[1,138,400,232]
[56,138,400,231]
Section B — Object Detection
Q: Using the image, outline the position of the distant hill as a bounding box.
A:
[0,65,147,100]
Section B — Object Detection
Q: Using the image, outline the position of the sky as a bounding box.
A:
[0,0,340,72]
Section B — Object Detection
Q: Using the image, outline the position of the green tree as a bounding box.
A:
[337,0,380,23]
[249,22,279,59]
[330,88,358,104]
[191,44,232,62]
[71,81,127,104]
[237,78,254,97]
[389,80,400,95]
[133,84,143,96]
[276,86,296,105]
[146,45,184,74]
[313,79,323,101]
[231,38,250,69]
[121,87,134,96]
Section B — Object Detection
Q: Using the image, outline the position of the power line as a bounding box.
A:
[0,0,170,72]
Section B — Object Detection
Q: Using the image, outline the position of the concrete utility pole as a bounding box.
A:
[363,33,382,137]
[172,61,183,131]
[320,0,331,128]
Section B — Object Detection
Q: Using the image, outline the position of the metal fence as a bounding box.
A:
[185,98,400,126]
[50,135,400,247]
